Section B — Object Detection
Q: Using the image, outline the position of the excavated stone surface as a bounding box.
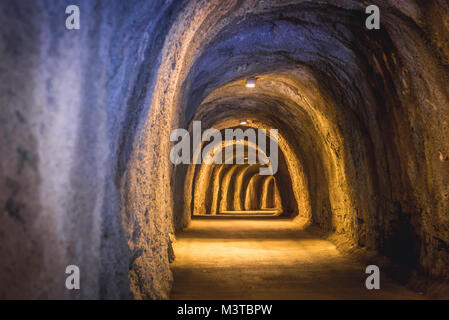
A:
[0,0,448,299]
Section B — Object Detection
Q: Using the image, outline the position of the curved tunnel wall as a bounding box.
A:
[0,0,448,299]
[190,133,293,216]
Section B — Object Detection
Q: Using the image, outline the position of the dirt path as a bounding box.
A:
[170,219,425,299]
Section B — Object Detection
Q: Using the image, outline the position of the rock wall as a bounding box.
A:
[0,0,187,299]
[0,0,447,299]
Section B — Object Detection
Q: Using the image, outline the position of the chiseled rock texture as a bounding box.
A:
[0,0,448,299]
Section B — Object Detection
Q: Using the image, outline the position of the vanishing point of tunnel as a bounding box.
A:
[0,0,448,300]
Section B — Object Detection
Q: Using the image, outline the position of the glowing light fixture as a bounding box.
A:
[240,121,247,125]
[245,77,256,88]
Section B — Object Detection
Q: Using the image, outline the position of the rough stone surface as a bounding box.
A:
[0,0,448,299]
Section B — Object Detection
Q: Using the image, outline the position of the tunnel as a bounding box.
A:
[0,0,448,300]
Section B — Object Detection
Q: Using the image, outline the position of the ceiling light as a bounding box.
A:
[245,77,256,88]
[240,121,247,125]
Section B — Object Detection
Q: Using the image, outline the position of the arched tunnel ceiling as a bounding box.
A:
[110,0,449,300]
[3,0,447,300]
[184,71,353,231]
[162,0,448,292]
[191,139,286,216]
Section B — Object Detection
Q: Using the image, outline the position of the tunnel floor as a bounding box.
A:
[170,219,425,299]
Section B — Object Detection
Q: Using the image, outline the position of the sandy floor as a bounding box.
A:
[170,218,425,300]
